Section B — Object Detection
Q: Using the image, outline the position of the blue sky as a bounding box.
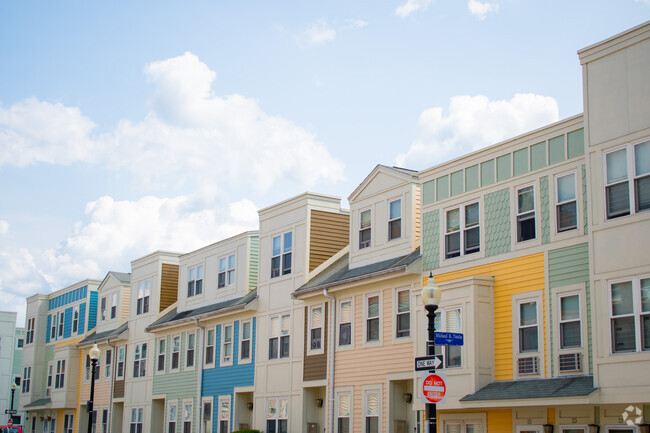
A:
[0,0,647,325]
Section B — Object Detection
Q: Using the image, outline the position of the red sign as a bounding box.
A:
[422,373,446,403]
[7,418,13,427]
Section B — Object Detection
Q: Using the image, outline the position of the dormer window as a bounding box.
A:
[358,209,372,249]
[388,199,402,241]
[188,265,204,297]
[111,293,118,319]
[137,280,151,315]
[218,255,236,288]
[271,232,292,278]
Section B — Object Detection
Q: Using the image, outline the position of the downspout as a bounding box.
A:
[323,288,336,433]
[195,318,205,433]
[106,339,115,433]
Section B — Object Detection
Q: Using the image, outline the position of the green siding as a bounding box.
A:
[513,148,529,176]
[496,154,511,182]
[481,160,495,186]
[423,180,435,205]
[484,188,511,257]
[548,243,592,374]
[436,176,449,201]
[567,128,585,159]
[450,170,464,197]
[549,135,566,165]
[248,236,259,291]
[465,165,479,192]
[540,176,550,244]
[422,210,440,271]
[42,344,55,395]
[582,165,588,235]
[530,142,547,171]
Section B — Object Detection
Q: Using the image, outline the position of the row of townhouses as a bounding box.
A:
[14,20,650,433]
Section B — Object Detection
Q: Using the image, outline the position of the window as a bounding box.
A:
[101,410,109,433]
[133,343,147,378]
[517,186,536,241]
[556,173,577,232]
[359,209,371,249]
[310,306,323,351]
[205,329,215,365]
[183,402,192,433]
[188,265,204,297]
[90,411,96,433]
[50,314,57,340]
[85,353,100,381]
[117,346,125,379]
[337,393,351,433]
[58,311,64,337]
[130,408,143,433]
[559,294,581,348]
[172,336,180,370]
[221,326,232,364]
[101,296,107,321]
[364,390,380,433]
[339,300,352,346]
[366,295,380,342]
[271,232,292,278]
[55,360,65,389]
[47,363,53,393]
[518,301,539,352]
[558,426,587,433]
[218,397,230,433]
[605,140,650,219]
[158,338,166,372]
[218,255,236,288]
[266,398,288,433]
[105,349,112,379]
[187,332,196,368]
[63,415,73,433]
[168,403,177,433]
[269,314,290,359]
[111,293,118,319]
[26,317,35,345]
[610,277,650,353]
[72,308,79,334]
[240,321,251,361]
[203,399,213,431]
[445,202,480,258]
[443,421,483,432]
[17,338,24,348]
[137,280,151,315]
[388,199,402,240]
[396,289,410,338]
[44,418,56,433]
[22,366,30,393]
[434,308,462,368]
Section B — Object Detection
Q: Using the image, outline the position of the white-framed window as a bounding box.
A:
[610,276,650,353]
[443,421,484,432]
[188,265,204,297]
[221,325,232,365]
[603,427,636,433]
[101,409,109,433]
[445,202,480,259]
[22,366,30,393]
[339,300,352,346]
[364,389,380,433]
[269,313,290,359]
[518,300,539,353]
[515,425,544,433]
[17,337,23,348]
[337,392,351,433]
[167,401,177,433]
[58,310,64,337]
[434,308,462,368]
[186,332,196,368]
[555,172,578,232]
[240,320,252,362]
[72,308,79,334]
[157,338,166,372]
[205,328,215,366]
[111,293,118,319]
[90,410,97,433]
[218,255,236,288]
[396,289,410,338]
[604,140,650,219]
[105,349,112,379]
[310,305,323,352]
[559,293,581,349]
[388,198,402,240]
[50,314,57,340]
[516,185,536,242]
[63,414,74,433]
[133,343,147,378]
[46,363,53,394]
[183,400,193,433]
[101,296,107,321]
[44,418,56,433]
[217,396,230,433]
[202,397,213,433]
[130,407,143,433]
[116,346,125,379]
[26,317,35,344]
[271,232,292,278]
[85,353,100,381]
[366,294,380,342]
[55,359,65,388]
[137,280,151,315]
[558,426,587,433]
[359,209,372,249]
[171,335,180,370]
[266,397,288,433]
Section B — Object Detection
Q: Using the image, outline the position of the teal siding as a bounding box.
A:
[496,154,511,182]
[549,135,566,165]
[42,345,54,395]
[422,210,440,271]
[582,165,588,235]
[46,314,51,343]
[530,142,547,171]
[436,176,449,201]
[248,236,259,291]
[450,170,463,197]
[63,307,73,338]
[567,128,585,159]
[78,302,86,335]
[481,160,495,186]
[423,180,435,205]
[484,189,511,257]
[540,176,550,244]
[513,148,529,176]
[87,291,98,331]
[465,165,479,192]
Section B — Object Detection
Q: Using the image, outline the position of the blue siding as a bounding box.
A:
[87,291,98,331]
[63,307,73,338]
[47,285,88,311]
[202,317,256,432]
[78,302,86,335]
[46,315,51,343]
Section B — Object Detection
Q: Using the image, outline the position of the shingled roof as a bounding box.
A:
[77,322,129,346]
[460,376,598,402]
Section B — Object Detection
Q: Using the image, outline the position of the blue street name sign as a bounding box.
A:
[434,332,464,346]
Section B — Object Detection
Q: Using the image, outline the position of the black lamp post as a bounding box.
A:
[9,380,17,424]
[87,344,100,433]
[421,272,442,433]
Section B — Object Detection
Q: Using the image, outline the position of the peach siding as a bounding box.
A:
[79,345,113,409]
[121,286,131,319]
[432,253,546,381]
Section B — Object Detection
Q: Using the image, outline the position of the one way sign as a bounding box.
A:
[414,355,443,371]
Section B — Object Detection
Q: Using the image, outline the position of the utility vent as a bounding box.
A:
[559,353,581,372]
[518,356,538,375]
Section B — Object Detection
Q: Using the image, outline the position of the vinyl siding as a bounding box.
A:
[582,164,588,235]
[78,302,86,336]
[121,286,131,320]
[540,176,550,244]
[160,263,180,312]
[487,409,512,432]
[422,210,440,271]
[88,292,98,331]
[248,236,259,291]
[303,304,328,381]
[63,307,73,339]
[414,185,421,244]
[41,344,55,396]
[46,314,52,343]
[309,210,349,272]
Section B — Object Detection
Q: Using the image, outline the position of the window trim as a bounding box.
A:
[271,232,293,278]
[359,208,372,250]
[268,313,291,360]
[50,313,57,340]
[171,335,181,372]
[202,396,214,431]
[157,337,166,374]
[116,346,125,379]
[220,324,233,367]
[338,299,353,349]
[187,264,204,298]
[100,296,107,322]
[72,307,79,334]
[608,275,650,354]
[308,304,325,355]
[336,390,353,433]
[216,395,230,433]
[204,327,215,368]
[22,366,31,394]
[55,359,65,389]
[58,310,64,338]
[554,171,579,233]
[26,317,35,345]
[218,254,236,288]
[439,412,487,433]
[388,198,402,241]
[239,319,252,364]
[444,201,481,260]
[182,399,193,433]
[46,362,53,394]
[364,293,381,345]
[185,331,196,370]
[104,348,112,380]
[433,306,463,369]
[603,139,650,220]
[394,288,411,340]
[516,183,537,243]
[111,293,118,319]
[129,407,143,433]
[512,290,544,379]
[136,280,151,315]
[558,292,582,349]
[362,386,381,433]
[167,400,178,433]
[133,342,147,379]
[266,397,288,433]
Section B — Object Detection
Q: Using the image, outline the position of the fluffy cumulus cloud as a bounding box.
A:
[0,220,8,235]
[301,19,367,45]
[396,93,559,169]
[468,0,499,20]
[395,0,433,17]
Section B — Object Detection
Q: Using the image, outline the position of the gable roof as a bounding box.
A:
[77,322,129,346]
[348,164,418,202]
[109,271,131,285]
[459,376,598,402]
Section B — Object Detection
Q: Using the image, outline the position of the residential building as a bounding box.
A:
[0,312,25,426]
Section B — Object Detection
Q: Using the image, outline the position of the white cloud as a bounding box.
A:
[634,0,650,4]
[396,93,559,169]
[302,19,367,45]
[0,220,8,235]
[395,0,433,17]
[468,0,499,20]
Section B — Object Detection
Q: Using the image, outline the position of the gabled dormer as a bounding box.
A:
[95,271,131,333]
[129,251,180,322]
[348,165,420,269]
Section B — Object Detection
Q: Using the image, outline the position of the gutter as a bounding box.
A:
[146,300,255,332]
[195,318,205,433]
[294,265,409,297]
[322,288,336,433]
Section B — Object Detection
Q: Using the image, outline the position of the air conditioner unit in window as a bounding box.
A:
[559,353,581,372]
[518,356,538,375]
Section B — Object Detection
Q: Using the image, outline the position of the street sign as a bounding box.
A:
[420,372,447,404]
[4,410,16,415]
[434,332,464,346]
[7,418,12,428]
[415,355,443,371]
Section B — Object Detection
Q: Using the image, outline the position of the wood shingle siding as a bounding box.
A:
[309,210,349,272]
[160,263,179,312]
[303,304,328,381]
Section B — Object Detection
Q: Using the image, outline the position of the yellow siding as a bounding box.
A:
[487,409,512,432]
[547,407,555,424]
[57,409,63,433]
[431,253,546,380]
[121,286,131,319]
[55,337,83,347]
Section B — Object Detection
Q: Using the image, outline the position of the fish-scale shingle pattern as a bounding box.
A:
[484,188,511,257]
[422,210,440,270]
[540,176,550,244]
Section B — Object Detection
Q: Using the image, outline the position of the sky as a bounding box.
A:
[0,0,648,326]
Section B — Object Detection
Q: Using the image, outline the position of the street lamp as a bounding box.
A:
[9,380,17,424]
[421,272,442,433]
[87,344,101,433]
